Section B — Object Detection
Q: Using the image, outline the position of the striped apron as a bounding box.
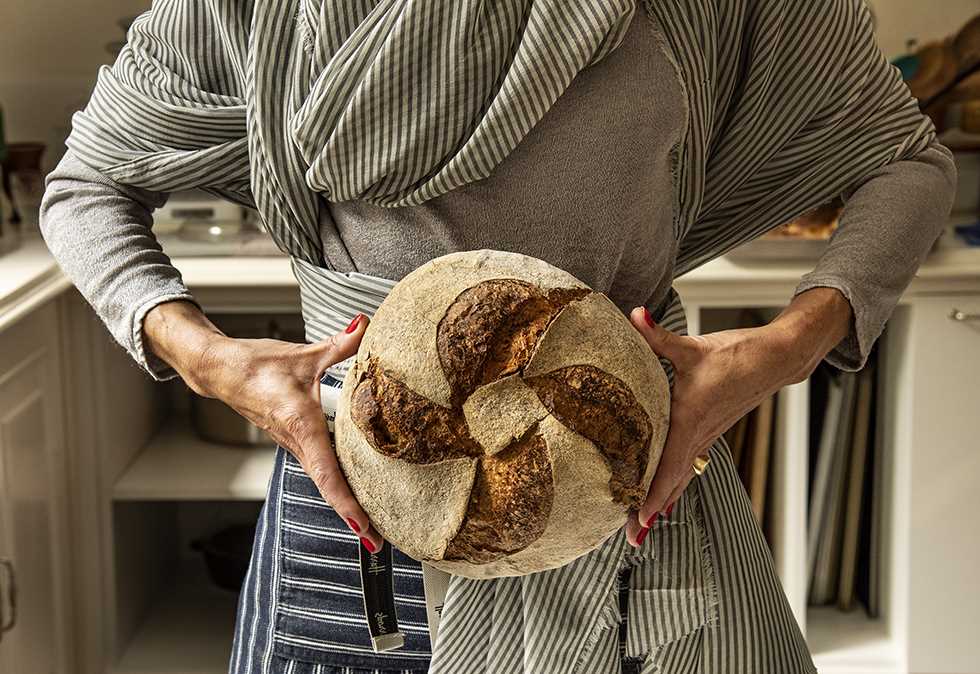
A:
[229,260,816,673]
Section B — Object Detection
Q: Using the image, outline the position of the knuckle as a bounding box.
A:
[688,335,709,354]
[653,467,682,495]
[316,334,351,368]
[674,456,696,481]
[643,479,671,514]
[322,333,342,354]
[269,402,317,443]
[272,405,303,434]
[305,455,342,491]
[305,459,329,486]
[305,461,338,501]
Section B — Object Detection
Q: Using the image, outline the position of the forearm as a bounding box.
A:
[141,300,227,394]
[40,150,199,379]
[792,142,957,371]
[768,286,853,385]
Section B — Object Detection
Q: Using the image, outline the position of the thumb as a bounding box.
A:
[309,313,370,372]
[630,307,694,367]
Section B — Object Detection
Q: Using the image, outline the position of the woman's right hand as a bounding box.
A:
[143,300,383,552]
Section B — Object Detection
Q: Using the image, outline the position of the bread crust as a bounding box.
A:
[334,250,670,577]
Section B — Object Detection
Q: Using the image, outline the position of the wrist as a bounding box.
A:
[768,287,853,384]
[143,300,227,394]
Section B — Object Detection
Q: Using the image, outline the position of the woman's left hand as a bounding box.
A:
[625,287,854,546]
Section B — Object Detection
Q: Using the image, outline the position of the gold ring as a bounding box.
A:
[692,455,711,476]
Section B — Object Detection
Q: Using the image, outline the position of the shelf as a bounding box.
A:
[113,563,238,674]
[807,606,901,674]
[114,421,276,501]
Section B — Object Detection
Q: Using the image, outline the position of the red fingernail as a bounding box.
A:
[644,511,661,528]
[665,503,674,517]
[643,307,656,328]
[360,536,378,554]
[345,518,361,534]
[345,314,362,334]
[636,526,650,546]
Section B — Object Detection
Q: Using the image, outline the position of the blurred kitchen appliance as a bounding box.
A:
[1,142,46,237]
[154,190,283,257]
[155,190,244,229]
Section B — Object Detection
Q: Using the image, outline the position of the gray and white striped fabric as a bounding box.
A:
[291,258,394,380]
[69,0,636,264]
[65,0,937,671]
[66,0,933,271]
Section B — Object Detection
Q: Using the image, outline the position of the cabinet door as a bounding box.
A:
[0,305,70,674]
[904,296,980,674]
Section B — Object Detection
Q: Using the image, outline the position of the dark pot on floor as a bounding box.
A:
[192,524,257,592]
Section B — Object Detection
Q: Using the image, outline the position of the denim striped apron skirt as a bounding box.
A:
[228,259,817,674]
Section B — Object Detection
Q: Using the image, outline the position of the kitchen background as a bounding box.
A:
[1,2,980,674]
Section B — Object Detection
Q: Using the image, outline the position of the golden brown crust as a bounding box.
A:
[350,359,482,463]
[522,292,670,494]
[526,365,652,507]
[437,279,590,405]
[334,250,670,576]
[443,429,554,563]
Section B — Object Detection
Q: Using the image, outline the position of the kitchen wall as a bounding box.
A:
[869,0,979,59]
[0,0,149,171]
[0,0,977,172]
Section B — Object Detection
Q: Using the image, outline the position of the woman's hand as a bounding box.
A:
[625,287,854,547]
[143,300,383,553]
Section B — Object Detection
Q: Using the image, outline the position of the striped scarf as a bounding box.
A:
[68,0,635,264]
[67,0,935,275]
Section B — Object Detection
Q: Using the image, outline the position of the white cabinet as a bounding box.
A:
[891,296,980,674]
[0,303,71,674]
[688,291,980,674]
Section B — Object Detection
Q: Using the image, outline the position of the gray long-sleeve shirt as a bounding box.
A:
[39,4,956,381]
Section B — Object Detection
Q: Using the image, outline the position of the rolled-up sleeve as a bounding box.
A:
[793,141,957,371]
[39,149,198,380]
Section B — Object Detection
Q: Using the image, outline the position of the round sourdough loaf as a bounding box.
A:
[334,250,670,578]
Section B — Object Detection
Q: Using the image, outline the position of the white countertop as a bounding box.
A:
[4,223,980,330]
[0,237,72,332]
[673,236,980,299]
[173,254,297,287]
[170,218,980,291]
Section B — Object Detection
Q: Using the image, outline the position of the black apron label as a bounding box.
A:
[619,566,643,674]
[359,542,405,652]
